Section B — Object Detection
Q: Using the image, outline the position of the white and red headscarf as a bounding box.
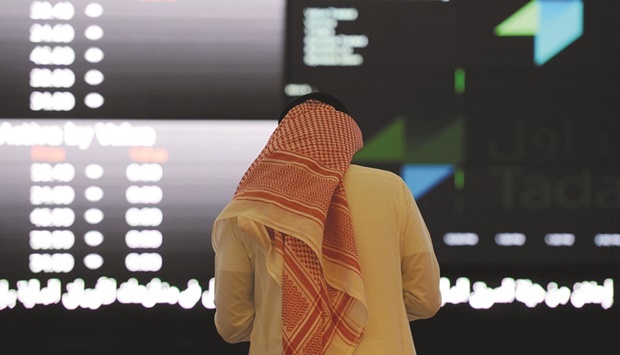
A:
[214,98,367,354]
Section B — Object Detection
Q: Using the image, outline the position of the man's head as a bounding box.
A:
[278,92,348,124]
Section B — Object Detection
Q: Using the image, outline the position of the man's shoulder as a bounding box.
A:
[345,164,404,184]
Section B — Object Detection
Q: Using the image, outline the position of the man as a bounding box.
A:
[211,92,441,354]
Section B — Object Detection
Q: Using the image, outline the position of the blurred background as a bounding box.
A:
[0,0,618,353]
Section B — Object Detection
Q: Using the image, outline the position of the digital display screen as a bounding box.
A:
[0,118,276,298]
[0,0,285,119]
[285,0,620,266]
[1,0,619,354]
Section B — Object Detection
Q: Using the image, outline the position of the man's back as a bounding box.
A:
[343,164,441,354]
[213,164,441,354]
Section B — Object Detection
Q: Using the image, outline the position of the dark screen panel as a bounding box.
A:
[284,0,620,266]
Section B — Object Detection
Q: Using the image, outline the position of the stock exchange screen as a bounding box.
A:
[284,0,619,271]
[0,0,285,119]
[0,119,277,302]
[1,0,619,354]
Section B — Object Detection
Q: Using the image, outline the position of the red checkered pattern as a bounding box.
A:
[234,100,366,354]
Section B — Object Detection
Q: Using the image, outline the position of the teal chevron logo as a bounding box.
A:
[495,0,583,66]
[401,164,454,199]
